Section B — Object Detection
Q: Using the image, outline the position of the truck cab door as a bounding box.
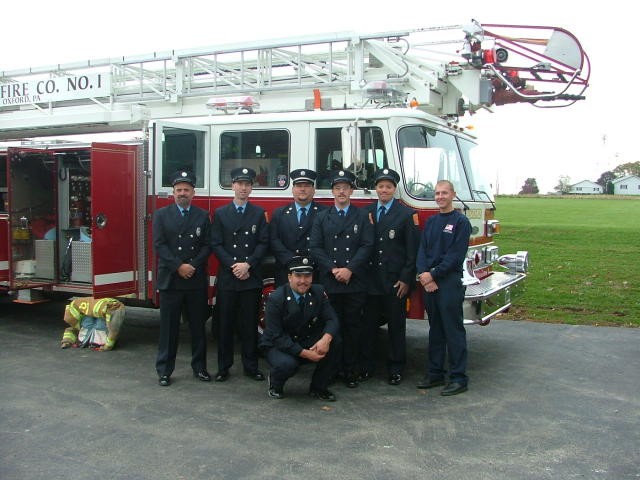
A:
[6,147,58,290]
[91,143,141,298]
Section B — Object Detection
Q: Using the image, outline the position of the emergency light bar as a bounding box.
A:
[206,96,259,113]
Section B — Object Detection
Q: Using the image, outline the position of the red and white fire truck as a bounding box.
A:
[0,21,589,324]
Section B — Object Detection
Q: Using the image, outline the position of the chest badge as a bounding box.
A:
[353,224,358,234]
[389,229,395,239]
[252,225,257,234]
[196,227,201,237]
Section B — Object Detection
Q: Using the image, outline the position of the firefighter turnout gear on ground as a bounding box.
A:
[60,297,125,351]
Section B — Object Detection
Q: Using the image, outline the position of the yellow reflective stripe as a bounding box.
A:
[92,298,109,317]
[62,331,77,342]
[105,337,115,348]
[92,298,119,317]
[67,303,82,321]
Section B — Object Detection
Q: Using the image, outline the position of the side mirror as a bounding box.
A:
[341,124,362,170]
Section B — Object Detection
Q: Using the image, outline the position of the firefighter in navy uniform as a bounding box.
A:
[309,170,374,388]
[361,169,419,386]
[269,169,326,287]
[211,167,269,382]
[416,180,472,396]
[153,171,211,387]
[260,256,341,401]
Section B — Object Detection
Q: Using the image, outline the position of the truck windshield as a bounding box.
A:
[398,125,473,201]
[458,137,495,202]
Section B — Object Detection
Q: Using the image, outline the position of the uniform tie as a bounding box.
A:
[299,207,307,225]
[237,206,244,215]
[182,208,189,217]
[377,205,386,221]
[298,295,306,312]
[338,209,345,217]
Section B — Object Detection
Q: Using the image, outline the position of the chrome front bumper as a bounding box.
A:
[463,271,527,325]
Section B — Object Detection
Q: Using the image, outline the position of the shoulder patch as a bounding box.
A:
[368,212,374,224]
[264,211,269,223]
[413,213,419,226]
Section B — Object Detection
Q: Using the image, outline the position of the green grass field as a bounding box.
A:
[492,195,640,327]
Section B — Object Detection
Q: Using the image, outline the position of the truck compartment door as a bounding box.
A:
[91,143,140,298]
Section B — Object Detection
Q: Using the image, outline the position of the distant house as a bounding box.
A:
[612,175,640,195]
[569,180,603,195]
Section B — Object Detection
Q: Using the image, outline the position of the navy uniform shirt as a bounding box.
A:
[260,284,339,356]
[416,210,471,280]
[366,199,419,295]
[309,205,374,293]
[211,201,269,291]
[270,201,326,282]
[153,204,211,291]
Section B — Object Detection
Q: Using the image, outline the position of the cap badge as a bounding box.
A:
[338,171,345,177]
[181,171,187,177]
[383,169,389,174]
[302,258,309,265]
[242,168,248,174]
[300,170,306,176]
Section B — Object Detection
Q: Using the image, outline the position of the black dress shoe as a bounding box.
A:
[244,370,265,381]
[215,370,229,382]
[388,373,402,386]
[309,387,337,402]
[441,382,468,396]
[344,375,359,388]
[268,387,284,399]
[158,375,170,387]
[194,370,211,382]
[358,371,373,382]
[267,373,284,399]
[416,377,445,389]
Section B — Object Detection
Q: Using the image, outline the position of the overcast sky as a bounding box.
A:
[1,0,635,193]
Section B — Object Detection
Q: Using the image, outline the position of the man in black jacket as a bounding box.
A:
[361,169,419,386]
[269,169,326,287]
[211,167,269,382]
[153,171,211,387]
[260,256,340,401]
[309,170,373,388]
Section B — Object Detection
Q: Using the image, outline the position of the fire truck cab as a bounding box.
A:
[0,21,589,324]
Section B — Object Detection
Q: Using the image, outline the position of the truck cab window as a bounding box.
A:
[315,126,387,190]
[219,130,290,188]
[161,127,205,188]
[398,126,472,201]
[458,138,495,201]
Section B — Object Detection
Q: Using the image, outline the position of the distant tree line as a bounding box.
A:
[595,161,640,194]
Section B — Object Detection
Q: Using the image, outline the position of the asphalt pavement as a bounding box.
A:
[1,299,639,480]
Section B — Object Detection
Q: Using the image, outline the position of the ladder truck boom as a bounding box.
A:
[0,20,589,139]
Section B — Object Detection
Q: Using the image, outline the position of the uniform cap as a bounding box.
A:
[290,169,318,185]
[230,167,257,183]
[171,170,196,187]
[374,168,400,186]
[330,169,356,187]
[288,255,314,274]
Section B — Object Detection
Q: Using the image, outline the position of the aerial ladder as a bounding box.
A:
[0,20,590,139]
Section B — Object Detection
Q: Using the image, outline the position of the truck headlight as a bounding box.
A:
[498,251,529,274]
